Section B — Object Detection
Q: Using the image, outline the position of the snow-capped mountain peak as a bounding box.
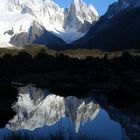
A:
[63,0,98,33]
[73,0,82,11]
[0,0,98,47]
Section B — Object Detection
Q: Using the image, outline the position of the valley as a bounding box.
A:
[0,0,140,139]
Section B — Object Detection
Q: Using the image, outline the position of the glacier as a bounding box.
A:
[0,0,99,47]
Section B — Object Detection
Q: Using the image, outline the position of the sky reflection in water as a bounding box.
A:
[0,85,126,140]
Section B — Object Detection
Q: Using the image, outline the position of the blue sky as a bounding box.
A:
[54,0,117,16]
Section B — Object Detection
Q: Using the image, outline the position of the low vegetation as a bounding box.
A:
[1,45,140,59]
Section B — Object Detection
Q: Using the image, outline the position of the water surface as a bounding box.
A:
[0,85,128,140]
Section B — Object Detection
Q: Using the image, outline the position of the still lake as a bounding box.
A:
[0,85,129,140]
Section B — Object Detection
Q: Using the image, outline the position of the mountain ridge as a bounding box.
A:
[0,0,98,48]
[73,0,140,51]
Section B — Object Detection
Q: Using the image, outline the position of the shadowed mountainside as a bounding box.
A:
[73,7,140,51]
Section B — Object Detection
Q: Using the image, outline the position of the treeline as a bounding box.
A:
[0,50,137,77]
[0,50,140,84]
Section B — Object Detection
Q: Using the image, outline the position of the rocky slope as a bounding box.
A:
[73,0,140,51]
[105,0,140,18]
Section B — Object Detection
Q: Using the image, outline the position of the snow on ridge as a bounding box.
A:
[0,0,99,47]
[106,0,140,19]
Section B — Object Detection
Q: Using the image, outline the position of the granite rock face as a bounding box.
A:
[0,0,99,47]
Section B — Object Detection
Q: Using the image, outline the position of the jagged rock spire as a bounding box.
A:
[0,0,99,47]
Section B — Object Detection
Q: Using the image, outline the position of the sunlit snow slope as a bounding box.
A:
[0,0,99,47]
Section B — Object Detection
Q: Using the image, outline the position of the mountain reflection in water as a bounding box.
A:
[0,85,127,140]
